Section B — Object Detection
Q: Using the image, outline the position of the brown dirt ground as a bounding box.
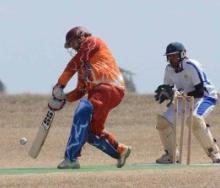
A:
[0,94,220,187]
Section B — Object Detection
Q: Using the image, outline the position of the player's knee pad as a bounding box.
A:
[156,114,172,130]
[65,99,94,161]
[187,115,207,131]
[189,115,219,156]
[156,114,176,157]
[72,98,93,136]
[74,99,94,120]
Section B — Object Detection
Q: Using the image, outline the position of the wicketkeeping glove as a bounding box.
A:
[154,84,174,107]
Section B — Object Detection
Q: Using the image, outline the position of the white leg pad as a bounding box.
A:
[189,116,220,158]
[156,114,176,158]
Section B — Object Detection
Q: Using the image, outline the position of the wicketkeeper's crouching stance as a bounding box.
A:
[49,26,131,169]
[154,42,220,164]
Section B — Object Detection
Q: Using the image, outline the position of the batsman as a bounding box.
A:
[154,42,220,164]
[49,26,131,169]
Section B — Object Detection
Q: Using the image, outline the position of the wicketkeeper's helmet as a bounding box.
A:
[165,42,186,59]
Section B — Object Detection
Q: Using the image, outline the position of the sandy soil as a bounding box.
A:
[0,94,220,187]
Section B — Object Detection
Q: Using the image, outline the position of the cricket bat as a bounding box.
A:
[28,109,55,158]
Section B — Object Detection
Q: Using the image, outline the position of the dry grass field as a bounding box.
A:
[0,94,220,187]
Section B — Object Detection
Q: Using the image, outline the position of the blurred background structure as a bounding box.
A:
[120,68,136,93]
[0,80,6,94]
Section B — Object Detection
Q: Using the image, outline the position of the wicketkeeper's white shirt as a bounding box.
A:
[163,58,218,100]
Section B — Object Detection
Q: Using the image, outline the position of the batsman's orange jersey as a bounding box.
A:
[58,36,125,102]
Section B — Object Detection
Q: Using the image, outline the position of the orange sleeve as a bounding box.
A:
[66,89,86,102]
[66,79,86,102]
[58,59,78,86]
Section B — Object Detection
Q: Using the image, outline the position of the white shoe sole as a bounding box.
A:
[117,147,131,168]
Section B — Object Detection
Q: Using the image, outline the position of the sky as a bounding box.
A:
[1,0,220,94]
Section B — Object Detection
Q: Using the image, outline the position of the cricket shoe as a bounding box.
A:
[210,151,220,163]
[117,145,131,168]
[156,150,179,164]
[57,158,80,169]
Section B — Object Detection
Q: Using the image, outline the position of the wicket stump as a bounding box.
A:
[173,95,194,165]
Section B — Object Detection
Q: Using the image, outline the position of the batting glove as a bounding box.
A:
[52,84,66,100]
[48,97,66,111]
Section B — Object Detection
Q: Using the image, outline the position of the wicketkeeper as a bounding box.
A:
[48,26,131,169]
[154,42,220,164]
